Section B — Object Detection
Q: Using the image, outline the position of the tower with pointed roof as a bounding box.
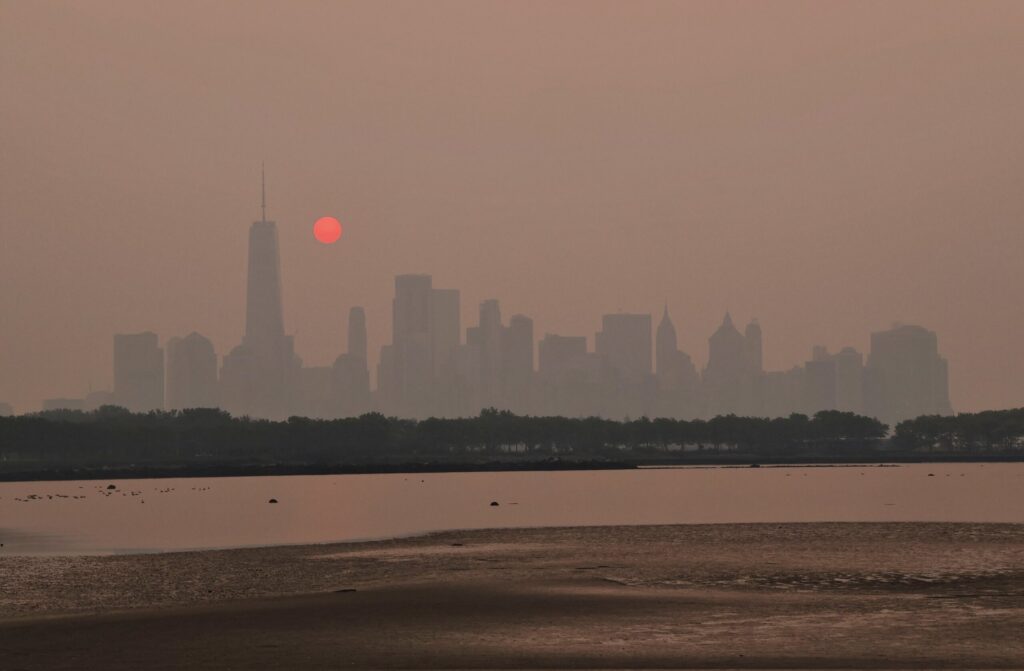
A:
[654,305,700,417]
[655,304,677,381]
[703,312,747,417]
[220,167,299,419]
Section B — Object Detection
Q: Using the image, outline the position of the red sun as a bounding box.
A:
[313,216,343,244]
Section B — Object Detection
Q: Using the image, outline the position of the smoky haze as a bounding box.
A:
[1,0,1022,414]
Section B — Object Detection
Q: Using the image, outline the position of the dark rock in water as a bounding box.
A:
[927,473,935,477]
[268,498,278,503]
[106,484,117,490]
[450,543,464,547]
[489,501,499,507]
[334,588,357,593]
[750,463,761,468]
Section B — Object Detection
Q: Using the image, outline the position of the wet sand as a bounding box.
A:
[3,523,1024,669]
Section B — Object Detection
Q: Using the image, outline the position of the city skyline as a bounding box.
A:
[4,2,1023,415]
[12,188,953,428]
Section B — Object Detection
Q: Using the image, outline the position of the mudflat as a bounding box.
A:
[3,523,1024,669]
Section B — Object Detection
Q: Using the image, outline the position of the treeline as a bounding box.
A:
[894,408,1024,453]
[0,406,1021,474]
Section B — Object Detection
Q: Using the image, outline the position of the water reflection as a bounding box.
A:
[0,463,1021,555]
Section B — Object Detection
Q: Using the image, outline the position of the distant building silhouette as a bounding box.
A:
[596,313,652,383]
[864,324,951,425]
[703,313,747,417]
[0,402,13,417]
[55,191,958,425]
[476,299,504,407]
[803,346,838,414]
[655,307,700,418]
[298,365,335,419]
[333,307,372,416]
[833,347,865,414]
[166,332,218,410]
[762,367,804,418]
[502,314,534,414]
[84,390,113,411]
[537,333,600,416]
[220,169,299,419]
[42,398,85,411]
[112,332,164,412]
[378,274,465,417]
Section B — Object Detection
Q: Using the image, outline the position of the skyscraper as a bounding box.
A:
[165,332,218,410]
[381,274,463,417]
[803,346,838,414]
[347,306,367,362]
[744,321,763,373]
[703,313,746,417]
[655,307,700,418]
[333,307,371,416]
[502,314,534,413]
[220,168,299,419]
[387,274,434,416]
[113,332,164,412]
[595,313,652,384]
[834,346,864,414]
[864,324,951,426]
[537,333,605,416]
[429,288,461,414]
[477,299,504,406]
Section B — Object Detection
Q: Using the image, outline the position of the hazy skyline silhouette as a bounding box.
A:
[2,1,1023,413]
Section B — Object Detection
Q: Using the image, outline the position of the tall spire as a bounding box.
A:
[260,162,266,223]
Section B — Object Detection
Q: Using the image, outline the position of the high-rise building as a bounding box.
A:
[429,289,461,414]
[703,313,747,417]
[299,365,335,419]
[761,367,804,418]
[502,314,534,413]
[538,334,588,379]
[165,332,218,410]
[333,307,371,416]
[654,307,700,418]
[537,333,602,417]
[113,332,164,412]
[656,306,680,387]
[833,346,864,414]
[388,274,434,416]
[220,169,299,419]
[864,324,951,426]
[803,346,837,414]
[429,289,460,379]
[347,306,367,362]
[595,313,652,384]
[744,320,763,373]
[382,274,462,417]
[477,299,504,406]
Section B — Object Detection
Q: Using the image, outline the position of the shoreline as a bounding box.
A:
[3,453,1023,483]
[3,522,1023,668]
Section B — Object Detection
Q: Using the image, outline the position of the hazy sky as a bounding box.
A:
[2,0,1023,413]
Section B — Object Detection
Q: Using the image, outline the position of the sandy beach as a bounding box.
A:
[3,523,1024,669]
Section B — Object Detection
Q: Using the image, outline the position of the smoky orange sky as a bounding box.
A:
[2,0,1022,414]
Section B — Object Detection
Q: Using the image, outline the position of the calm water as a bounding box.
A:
[1,463,1022,555]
